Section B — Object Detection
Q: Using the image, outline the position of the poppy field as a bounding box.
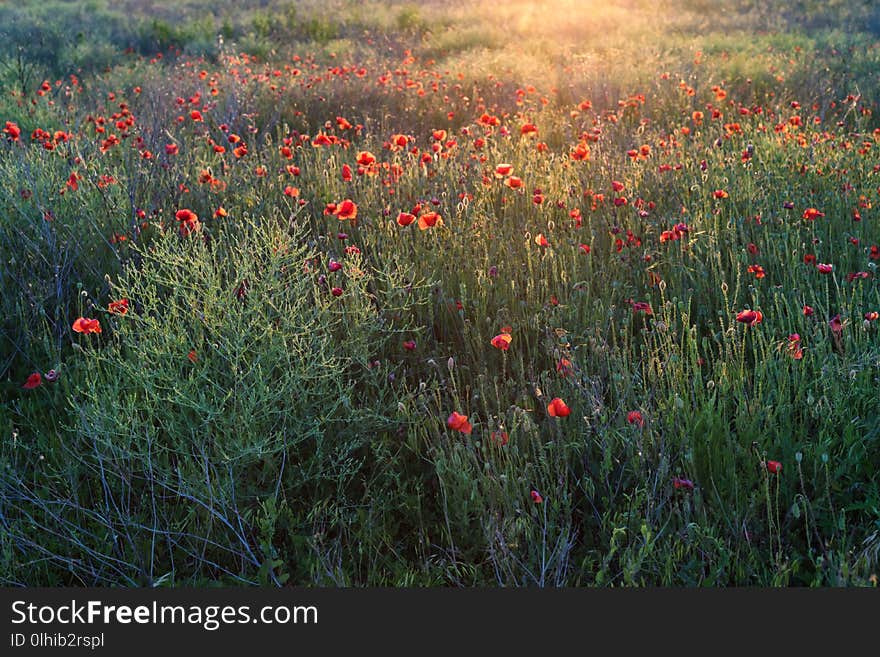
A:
[1,0,880,586]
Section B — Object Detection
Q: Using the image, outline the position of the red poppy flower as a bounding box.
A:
[735,309,763,326]
[490,430,509,446]
[802,208,825,221]
[72,317,102,334]
[672,477,694,491]
[787,333,804,360]
[627,410,644,426]
[865,311,879,322]
[520,123,538,137]
[504,176,523,189]
[447,411,473,435]
[108,299,129,315]
[530,490,544,504]
[632,301,653,315]
[494,163,513,178]
[611,180,625,192]
[491,333,512,351]
[803,305,814,317]
[713,189,729,199]
[397,212,416,227]
[579,244,591,254]
[747,264,766,279]
[403,340,417,351]
[828,314,843,335]
[535,233,549,247]
[766,460,782,475]
[22,372,42,389]
[334,199,358,221]
[418,212,442,230]
[816,263,833,274]
[556,358,573,376]
[3,121,21,141]
[356,151,376,166]
[547,397,570,418]
[331,287,343,297]
[187,349,198,363]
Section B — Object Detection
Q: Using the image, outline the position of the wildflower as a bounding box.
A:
[187,349,198,363]
[803,305,814,317]
[490,430,509,446]
[627,410,644,426]
[530,490,544,504]
[535,233,549,247]
[547,397,571,417]
[504,176,523,189]
[520,123,538,137]
[828,314,843,335]
[22,373,42,389]
[334,199,358,221]
[403,340,417,351]
[735,309,763,326]
[331,287,343,297]
[447,411,473,435]
[396,212,416,227]
[802,208,825,221]
[713,189,729,199]
[418,211,442,230]
[672,477,694,491]
[787,334,804,360]
[816,263,833,274]
[72,317,102,334]
[3,121,21,141]
[556,358,573,376]
[747,264,766,279]
[108,299,129,315]
[491,333,512,351]
[494,163,513,178]
[766,460,782,475]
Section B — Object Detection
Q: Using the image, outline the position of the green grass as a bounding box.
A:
[1,0,879,586]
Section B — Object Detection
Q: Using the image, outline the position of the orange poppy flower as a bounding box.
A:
[72,317,102,334]
[447,411,472,434]
[356,151,376,166]
[802,207,825,221]
[504,176,523,189]
[547,397,570,417]
[535,233,549,247]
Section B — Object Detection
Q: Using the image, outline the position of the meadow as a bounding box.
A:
[1,0,879,586]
